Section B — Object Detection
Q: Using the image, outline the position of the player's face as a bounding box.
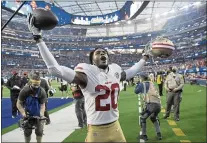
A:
[93,49,109,69]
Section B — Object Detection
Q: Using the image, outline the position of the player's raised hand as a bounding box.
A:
[27,13,42,40]
[142,43,153,58]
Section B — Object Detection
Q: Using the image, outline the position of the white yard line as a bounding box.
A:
[138,101,141,106]
[2,104,79,142]
[139,106,142,113]
[138,95,145,143]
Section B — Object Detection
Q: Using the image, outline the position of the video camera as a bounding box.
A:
[18,116,47,130]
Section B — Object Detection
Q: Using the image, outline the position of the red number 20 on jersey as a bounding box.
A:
[95,83,120,111]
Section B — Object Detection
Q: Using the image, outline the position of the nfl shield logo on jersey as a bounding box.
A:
[115,72,119,79]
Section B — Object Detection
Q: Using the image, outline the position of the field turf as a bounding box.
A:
[63,84,206,143]
[2,81,206,142]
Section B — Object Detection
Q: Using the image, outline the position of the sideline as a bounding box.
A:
[2,83,125,142]
[2,104,78,142]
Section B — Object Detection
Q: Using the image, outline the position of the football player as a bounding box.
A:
[28,14,152,142]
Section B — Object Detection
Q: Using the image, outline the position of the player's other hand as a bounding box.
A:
[142,49,152,60]
[141,42,154,60]
[27,13,42,41]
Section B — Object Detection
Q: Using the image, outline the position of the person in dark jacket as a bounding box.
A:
[6,71,23,118]
[22,72,29,87]
[71,83,86,128]
[135,73,162,141]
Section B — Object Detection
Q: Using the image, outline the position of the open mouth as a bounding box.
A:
[100,56,106,61]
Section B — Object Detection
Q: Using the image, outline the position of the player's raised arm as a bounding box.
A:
[27,14,87,88]
[120,55,149,81]
[120,36,175,81]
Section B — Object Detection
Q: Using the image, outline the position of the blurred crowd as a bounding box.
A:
[1,2,207,80]
[163,4,206,33]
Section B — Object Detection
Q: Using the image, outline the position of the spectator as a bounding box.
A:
[6,71,23,118]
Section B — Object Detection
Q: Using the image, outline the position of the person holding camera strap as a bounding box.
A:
[16,71,47,143]
[134,73,162,141]
[164,67,184,121]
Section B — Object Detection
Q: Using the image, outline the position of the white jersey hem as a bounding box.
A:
[87,117,119,125]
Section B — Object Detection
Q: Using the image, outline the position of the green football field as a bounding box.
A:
[2,82,206,142]
[63,84,206,142]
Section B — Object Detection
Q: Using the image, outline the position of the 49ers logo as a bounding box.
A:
[114,72,119,79]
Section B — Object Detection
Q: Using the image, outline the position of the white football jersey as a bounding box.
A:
[74,63,122,125]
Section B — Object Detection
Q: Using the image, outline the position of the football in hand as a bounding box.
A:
[32,8,58,30]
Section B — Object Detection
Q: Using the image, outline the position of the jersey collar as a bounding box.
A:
[99,66,109,74]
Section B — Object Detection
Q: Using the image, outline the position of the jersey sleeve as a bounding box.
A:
[74,63,96,91]
[74,63,90,74]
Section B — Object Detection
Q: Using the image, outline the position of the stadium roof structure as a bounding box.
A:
[2,1,206,37]
[55,1,206,37]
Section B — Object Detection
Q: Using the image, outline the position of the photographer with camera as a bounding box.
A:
[164,66,184,121]
[134,73,162,141]
[16,71,47,143]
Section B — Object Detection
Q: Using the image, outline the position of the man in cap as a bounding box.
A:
[164,66,184,121]
[6,71,23,118]
[16,71,47,143]
[134,73,162,141]
[22,72,29,86]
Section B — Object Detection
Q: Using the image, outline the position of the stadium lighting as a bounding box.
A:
[181,5,189,10]
[127,21,131,24]
[193,2,201,6]
[162,12,168,16]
